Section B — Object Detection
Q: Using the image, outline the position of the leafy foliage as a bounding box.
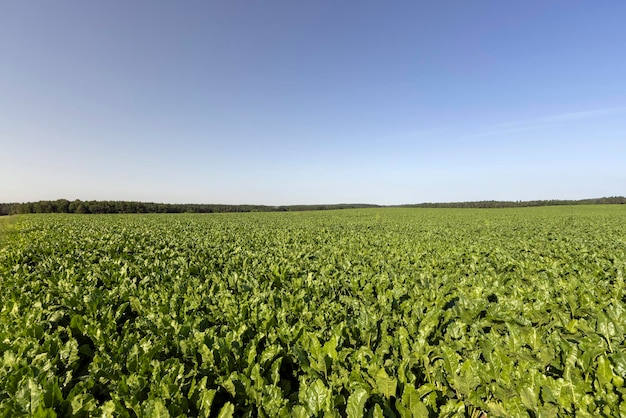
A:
[1,206,625,416]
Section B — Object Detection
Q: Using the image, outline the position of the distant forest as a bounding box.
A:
[1,197,624,216]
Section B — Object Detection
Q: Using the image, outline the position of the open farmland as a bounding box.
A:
[1,206,625,417]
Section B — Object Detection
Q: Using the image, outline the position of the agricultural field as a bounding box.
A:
[0,206,625,417]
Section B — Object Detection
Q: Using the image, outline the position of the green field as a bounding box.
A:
[1,206,625,417]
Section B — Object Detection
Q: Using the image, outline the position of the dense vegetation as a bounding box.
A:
[1,196,624,216]
[0,200,380,216]
[1,206,625,417]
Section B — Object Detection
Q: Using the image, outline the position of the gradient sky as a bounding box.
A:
[1,1,625,205]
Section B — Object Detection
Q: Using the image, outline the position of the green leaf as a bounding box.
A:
[42,378,63,409]
[100,400,116,418]
[520,387,538,413]
[455,359,480,398]
[596,355,613,387]
[397,326,411,359]
[375,368,397,399]
[402,385,429,417]
[70,314,85,333]
[372,404,384,418]
[260,344,281,367]
[291,405,309,418]
[596,312,616,345]
[216,402,234,418]
[487,401,508,417]
[198,389,216,417]
[439,399,465,417]
[199,343,215,366]
[69,392,97,415]
[221,378,237,398]
[15,378,43,415]
[32,404,57,418]
[308,334,323,361]
[395,401,412,418]
[305,379,329,414]
[322,334,339,361]
[346,388,368,418]
[142,398,170,418]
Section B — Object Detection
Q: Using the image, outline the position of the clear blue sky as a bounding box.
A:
[1,1,625,205]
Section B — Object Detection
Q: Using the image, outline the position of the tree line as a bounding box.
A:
[398,196,626,209]
[0,197,624,216]
[0,200,380,215]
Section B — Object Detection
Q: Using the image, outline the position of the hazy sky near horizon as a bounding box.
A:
[1,2,625,205]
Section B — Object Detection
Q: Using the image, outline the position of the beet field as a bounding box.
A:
[0,206,625,417]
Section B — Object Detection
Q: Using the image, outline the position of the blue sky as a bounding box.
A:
[1,1,625,205]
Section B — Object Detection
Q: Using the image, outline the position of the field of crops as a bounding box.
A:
[1,206,625,417]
